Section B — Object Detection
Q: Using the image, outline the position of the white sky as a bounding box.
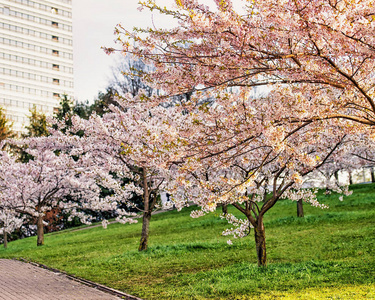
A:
[72,0,176,103]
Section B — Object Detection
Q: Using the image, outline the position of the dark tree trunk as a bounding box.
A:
[3,231,7,248]
[334,171,339,183]
[221,204,228,216]
[297,199,304,217]
[349,171,353,185]
[139,168,151,251]
[37,215,44,246]
[139,210,151,251]
[254,217,267,267]
[371,167,375,183]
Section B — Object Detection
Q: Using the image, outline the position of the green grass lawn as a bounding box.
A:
[1,184,375,299]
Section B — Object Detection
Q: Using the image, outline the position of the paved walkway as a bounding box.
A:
[0,259,137,300]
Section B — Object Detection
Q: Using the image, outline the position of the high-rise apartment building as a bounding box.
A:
[0,0,73,132]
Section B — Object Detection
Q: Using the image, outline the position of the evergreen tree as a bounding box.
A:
[53,94,74,132]
[89,87,118,117]
[18,106,48,163]
[22,105,49,138]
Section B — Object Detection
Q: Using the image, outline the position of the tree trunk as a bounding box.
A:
[139,168,150,251]
[349,171,353,185]
[254,217,267,267]
[334,170,339,184]
[297,199,304,217]
[3,230,7,248]
[371,167,375,183]
[37,215,44,246]
[221,204,228,216]
[139,210,151,251]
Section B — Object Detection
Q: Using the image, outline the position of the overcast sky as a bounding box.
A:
[72,0,176,103]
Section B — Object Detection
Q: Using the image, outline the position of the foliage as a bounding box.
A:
[51,94,81,145]
[73,100,93,120]
[16,106,49,163]
[89,87,119,117]
[54,94,74,122]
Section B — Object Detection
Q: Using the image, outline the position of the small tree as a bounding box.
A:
[0,147,110,246]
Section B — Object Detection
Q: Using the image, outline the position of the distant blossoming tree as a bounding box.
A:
[0,147,113,246]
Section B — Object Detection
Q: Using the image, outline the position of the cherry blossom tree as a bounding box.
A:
[52,95,185,251]
[101,0,375,266]
[0,147,112,246]
[0,151,23,248]
[110,0,375,173]
[0,159,24,249]
[165,90,351,266]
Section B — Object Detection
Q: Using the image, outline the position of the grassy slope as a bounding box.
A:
[1,184,375,299]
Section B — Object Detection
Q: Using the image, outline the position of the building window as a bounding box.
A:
[52,50,59,56]
[53,78,60,85]
[52,21,58,28]
[52,64,59,71]
[53,93,60,99]
[51,7,58,14]
[52,36,59,42]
